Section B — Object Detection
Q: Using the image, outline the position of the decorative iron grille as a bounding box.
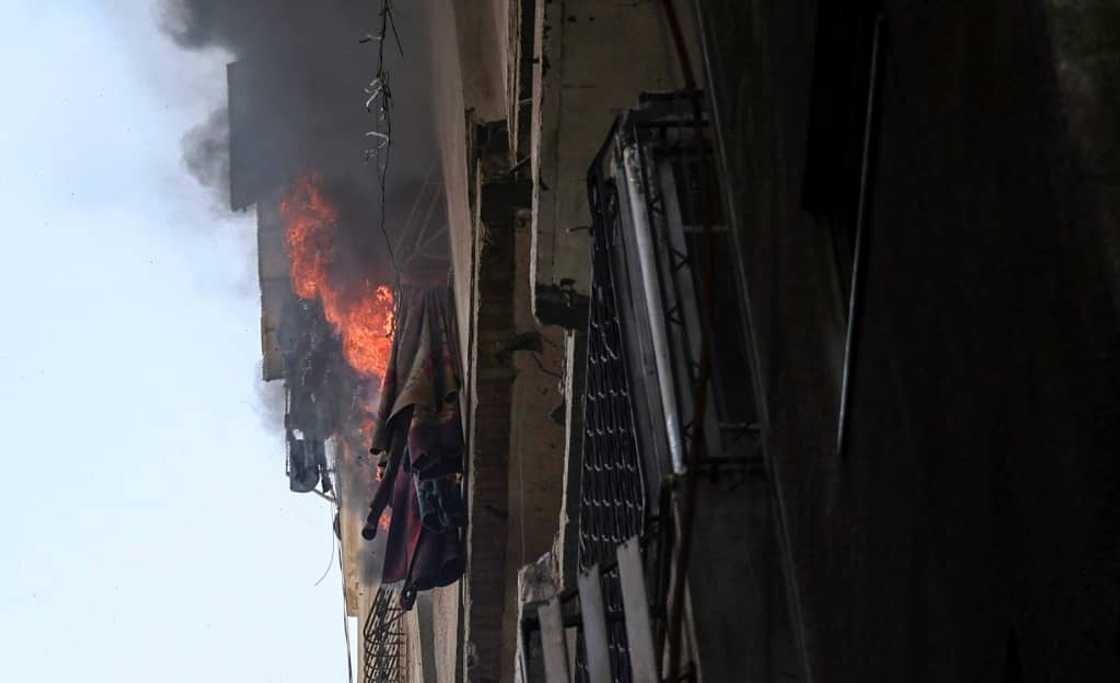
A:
[573,91,757,682]
[581,178,649,564]
[363,587,406,683]
[577,176,649,682]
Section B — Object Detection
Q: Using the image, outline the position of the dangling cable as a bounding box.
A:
[362,0,406,302]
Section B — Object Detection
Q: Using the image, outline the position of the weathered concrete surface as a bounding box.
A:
[697,1,1120,680]
[346,442,390,682]
[336,442,383,618]
[431,584,461,683]
[463,143,521,683]
[407,592,438,683]
[530,0,703,326]
[555,330,586,589]
[423,0,475,392]
[255,192,291,381]
[423,4,571,681]
[422,4,491,681]
[513,553,560,683]
[499,217,567,683]
[451,0,511,124]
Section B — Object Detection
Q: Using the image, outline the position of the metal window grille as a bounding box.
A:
[577,175,649,682]
[573,91,759,682]
[586,93,759,478]
[363,587,406,683]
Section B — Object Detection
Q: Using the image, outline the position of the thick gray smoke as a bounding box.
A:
[181,107,229,204]
[253,361,287,431]
[164,1,448,450]
[163,0,443,262]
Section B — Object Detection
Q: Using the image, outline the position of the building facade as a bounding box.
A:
[245,2,1120,681]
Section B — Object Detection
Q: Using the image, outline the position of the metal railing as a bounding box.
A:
[519,90,768,681]
[363,587,406,683]
[581,91,760,681]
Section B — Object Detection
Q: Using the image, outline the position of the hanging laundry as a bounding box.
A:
[361,285,465,609]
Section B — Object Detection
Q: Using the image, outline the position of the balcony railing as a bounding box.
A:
[522,91,759,683]
[363,587,406,683]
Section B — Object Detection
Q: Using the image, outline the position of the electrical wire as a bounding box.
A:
[315,532,338,587]
[363,0,405,300]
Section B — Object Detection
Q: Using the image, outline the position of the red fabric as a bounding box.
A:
[363,286,464,599]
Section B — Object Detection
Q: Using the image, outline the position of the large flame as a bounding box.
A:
[281,176,395,378]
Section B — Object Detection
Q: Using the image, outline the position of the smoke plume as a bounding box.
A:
[163,1,449,454]
[163,0,440,217]
[181,107,230,204]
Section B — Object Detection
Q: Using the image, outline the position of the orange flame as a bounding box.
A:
[281,176,395,378]
[359,417,377,448]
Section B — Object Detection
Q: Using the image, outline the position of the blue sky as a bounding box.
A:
[0,2,352,680]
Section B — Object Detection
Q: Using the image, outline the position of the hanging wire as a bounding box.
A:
[341,533,355,683]
[362,0,405,302]
[329,482,355,683]
[350,9,405,680]
[315,531,339,587]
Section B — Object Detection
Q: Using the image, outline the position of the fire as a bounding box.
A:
[359,417,376,443]
[281,176,395,378]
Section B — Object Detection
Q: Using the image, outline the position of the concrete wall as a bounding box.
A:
[430,584,460,683]
[256,192,292,381]
[463,136,520,682]
[529,0,703,327]
[499,211,566,683]
[407,593,438,683]
[423,0,475,392]
[375,1,1120,680]
[451,0,510,124]
[697,1,1120,680]
[337,441,384,618]
[416,7,479,680]
[422,5,567,681]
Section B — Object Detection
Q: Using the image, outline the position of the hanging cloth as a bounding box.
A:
[361,285,465,609]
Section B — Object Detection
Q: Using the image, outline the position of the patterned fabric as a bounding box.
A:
[362,285,465,608]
